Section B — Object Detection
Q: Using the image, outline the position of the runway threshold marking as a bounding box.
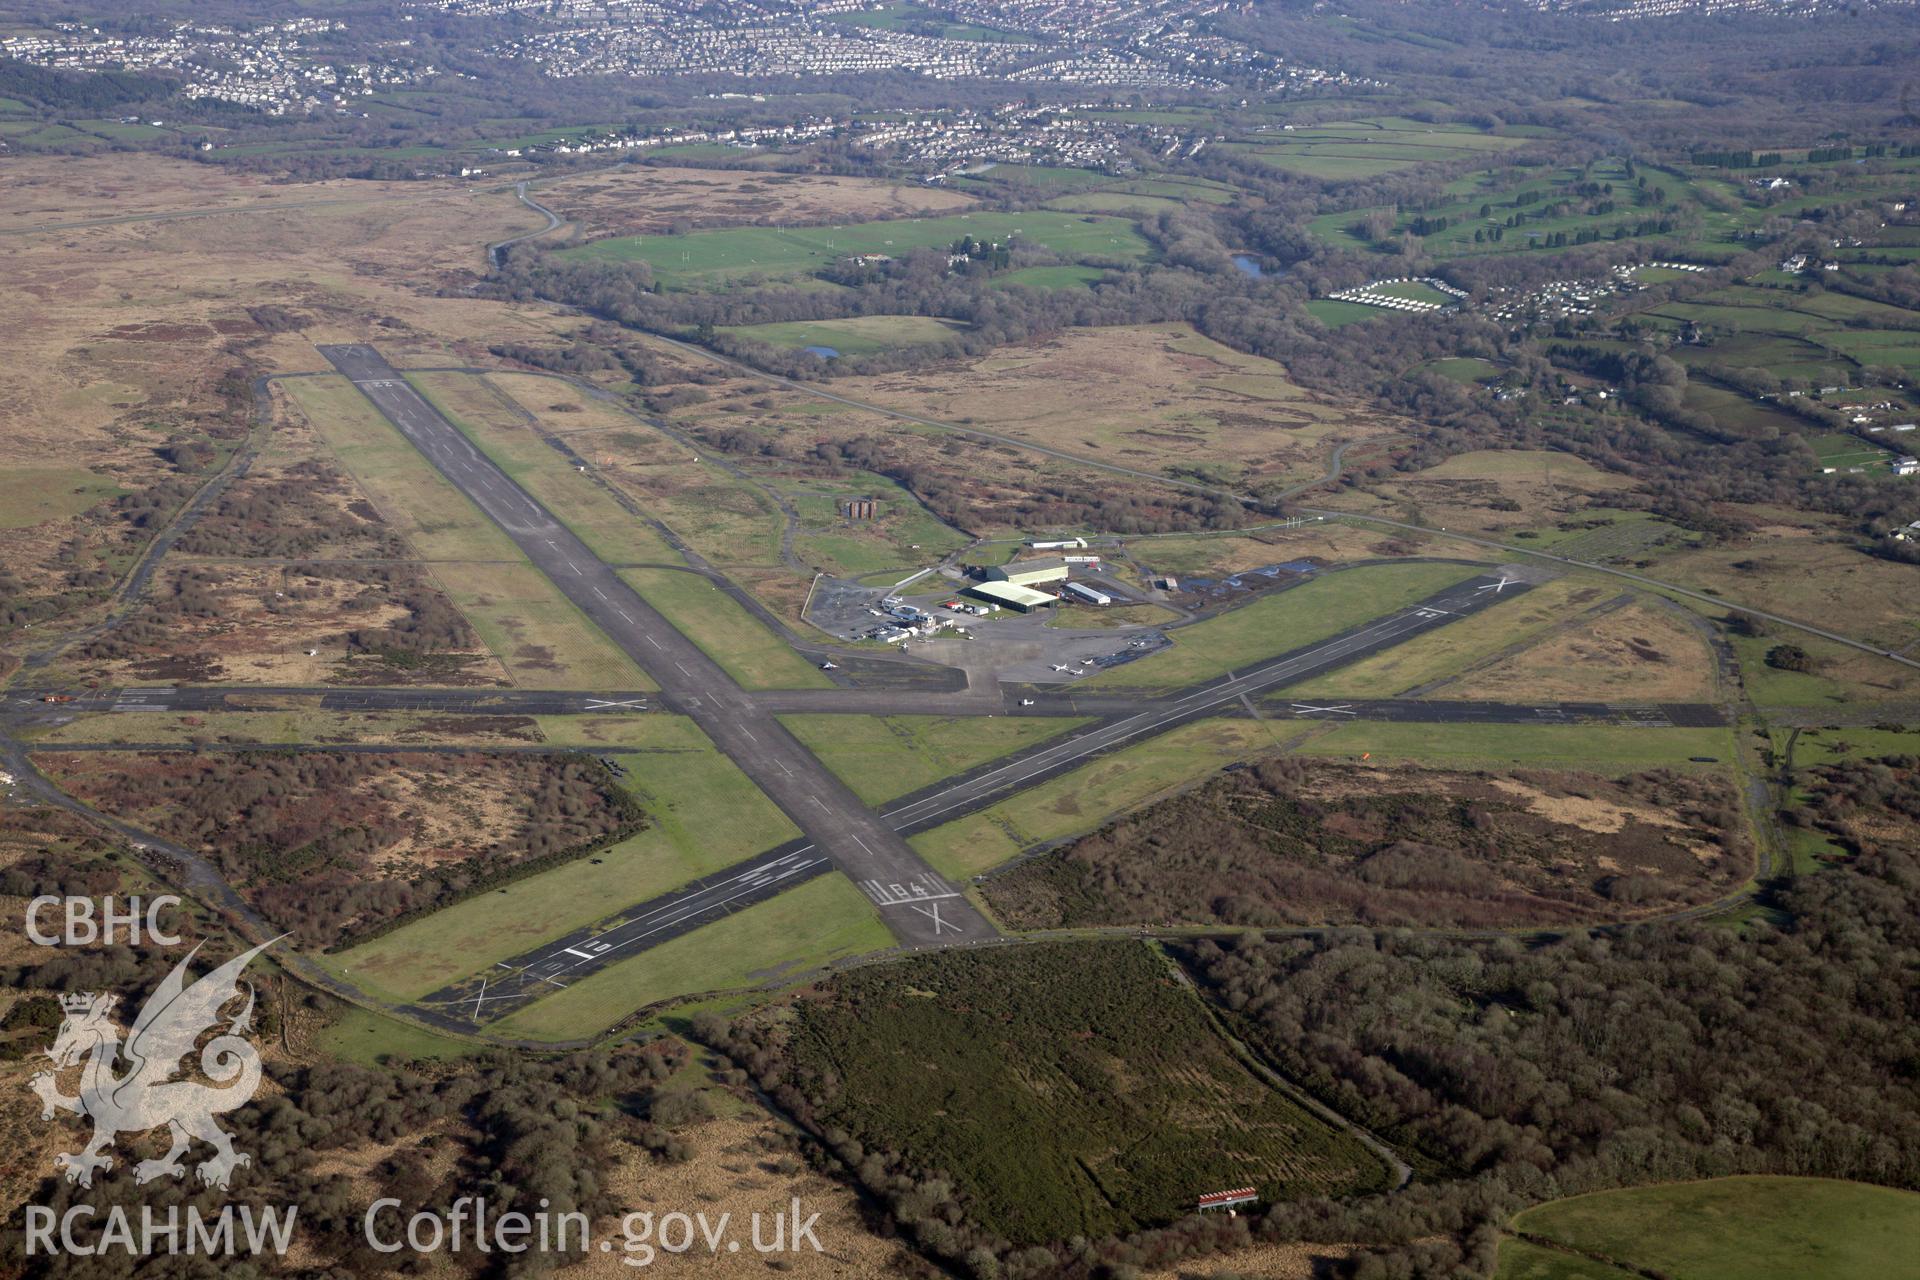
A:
[907,900,961,934]
[862,877,961,907]
[507,853,830,984]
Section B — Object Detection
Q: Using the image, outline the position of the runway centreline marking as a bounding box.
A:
[875,591,1501,833]
[512,850,825,968]
[511,856,829,983]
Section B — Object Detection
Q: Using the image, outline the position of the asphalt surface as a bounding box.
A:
[4,683,1724,727]
[486,181,564,269]
[873,574,1543,839]
[402,572,1551,1025]
[317,345,995,948]
[0,343,1752,1030]
[408,843,836,1029]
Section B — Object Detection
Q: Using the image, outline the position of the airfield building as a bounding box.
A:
[1062,581,1112,606]
[965,581,1056,613]
[988,557,1072,587]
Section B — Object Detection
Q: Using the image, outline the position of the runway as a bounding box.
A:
[0,344,1737,1028]
[317,345,993,948]
[5,683,1724,728]
[409,573,1571,1025]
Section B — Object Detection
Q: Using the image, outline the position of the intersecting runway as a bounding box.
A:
[318,344,995,950]
[4,345,1715,1029]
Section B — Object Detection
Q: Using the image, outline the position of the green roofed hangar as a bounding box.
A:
[988,557,1072,587]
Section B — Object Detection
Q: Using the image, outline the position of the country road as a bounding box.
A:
[487,181,564,268]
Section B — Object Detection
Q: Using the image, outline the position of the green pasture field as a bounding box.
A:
[1233,120,1533,173]
[1667,333,1849,386]
[716,315,969,356]
[326,718,797,1000]
[1121,176,1239,202]
[1225,146,1414,180]
[1499,1177,1920,1280]
[490,873,894,1042]
[1681,381,1815,440]
[1496,1240,1637,1279]
[1806,431,1895,471]
[971,163,1107,189]
[0,467,123,529]
[1649,279,1920,393]
[0,122,89,147]
[778,714,1092,804]
[560,210,1153,287]
[1823,328,1920,376]
[76,118,173,140]
[1089,561,1479,689]
[1047,191,1185,215]
[619,568,830,688]
[781,941,1389,1243]
[1307,299,1382,327]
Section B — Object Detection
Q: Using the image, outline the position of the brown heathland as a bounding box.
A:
[538,165,975,239]
[985,755,1751,931]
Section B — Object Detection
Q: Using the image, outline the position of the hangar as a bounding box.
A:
[964,581,1056,613]
[988,557,1071,587]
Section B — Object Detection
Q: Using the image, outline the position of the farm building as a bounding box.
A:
[965,581,1056,613]
[988,557,1071,587]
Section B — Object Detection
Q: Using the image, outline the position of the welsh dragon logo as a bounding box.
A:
[30,938,278,1191]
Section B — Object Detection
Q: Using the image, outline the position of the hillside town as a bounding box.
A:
[0,19,437,115]
[424,0,1316,92]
